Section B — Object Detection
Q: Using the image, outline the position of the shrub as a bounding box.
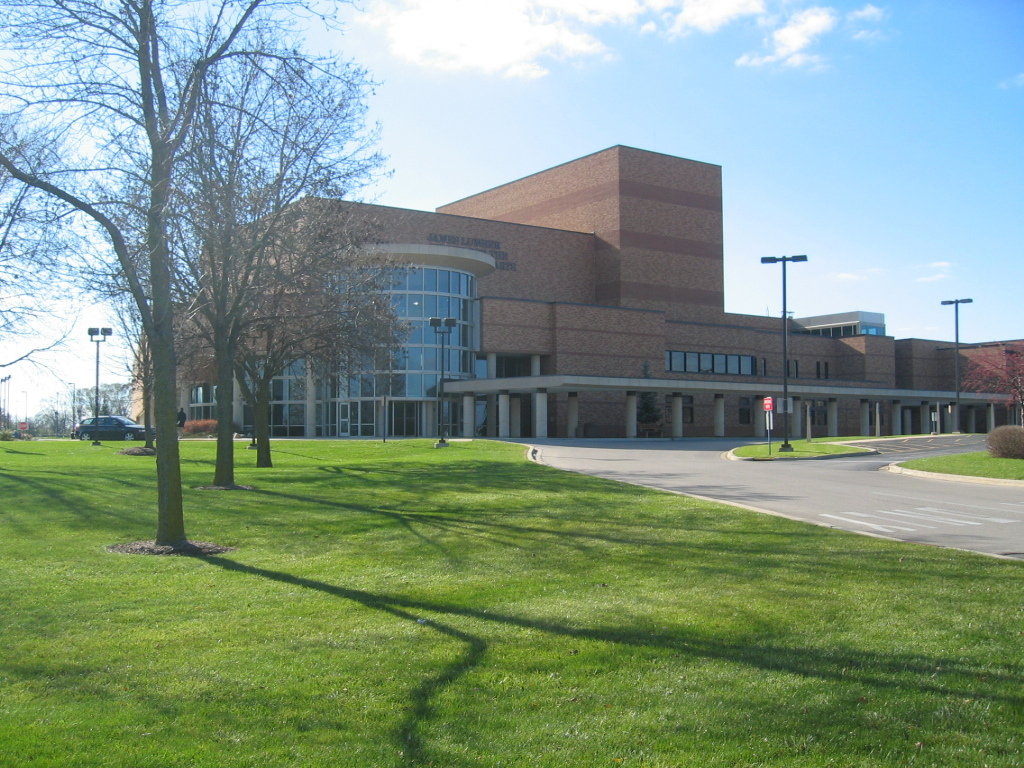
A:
[986,425,1024,459]
[184,419,217,436]
[0,429,14,441]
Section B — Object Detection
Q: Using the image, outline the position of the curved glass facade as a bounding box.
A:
[314,265,478,437]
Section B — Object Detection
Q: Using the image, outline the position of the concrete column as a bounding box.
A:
[965,405,976,433]
[509,396,521,438]
[498,391,510,438]
[530,354,541,376]
[671,394,684,438]
[889,400,903,436]
[533,389,548,438]
[859,400,870,436]
[425,400,437,438]
[789,399,803,439]
[827,399,839,437]
[567,393,579,438]
[462,394,475,438]
[713,394,725,437]
[987,403,996,432]
[753,397,766,437]
[625,391,638,438]
[304,365,316,437]
[486,353,498,437]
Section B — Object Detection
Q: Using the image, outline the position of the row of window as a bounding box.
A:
[664,351,833,380]
[801,324,885,337]
[392,294,472,321]
[391,267,475,297]
[665,350,758,376]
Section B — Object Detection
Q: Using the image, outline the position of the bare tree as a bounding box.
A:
[233,205,403,468]
[0,0,354,547]
[173,44,384,487]
[0,146,72,366]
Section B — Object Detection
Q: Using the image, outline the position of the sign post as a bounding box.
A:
[763,397,774,455]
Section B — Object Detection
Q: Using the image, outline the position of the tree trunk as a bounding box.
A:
[253,377,273,468]
[148,146,187,547]
[213,339,237,486]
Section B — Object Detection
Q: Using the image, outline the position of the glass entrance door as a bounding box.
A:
[337,402,350,437]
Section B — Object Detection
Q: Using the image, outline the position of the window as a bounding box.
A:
[664,350,758,377]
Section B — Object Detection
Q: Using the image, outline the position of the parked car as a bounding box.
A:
[72,416,149,441]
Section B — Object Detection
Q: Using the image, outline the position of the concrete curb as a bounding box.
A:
[882,464,1024,486]
[726,447,878,461]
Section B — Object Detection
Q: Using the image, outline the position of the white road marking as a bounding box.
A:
[821,513,915,533]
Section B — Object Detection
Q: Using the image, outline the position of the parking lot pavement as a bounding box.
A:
[519,436,1024,560]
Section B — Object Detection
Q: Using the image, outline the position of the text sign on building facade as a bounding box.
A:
[428,233,517,271]
[763,396,774,411]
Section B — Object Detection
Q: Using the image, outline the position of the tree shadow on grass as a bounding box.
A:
[198,555,1024,767]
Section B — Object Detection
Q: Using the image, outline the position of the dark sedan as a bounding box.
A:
[72,416,149,441]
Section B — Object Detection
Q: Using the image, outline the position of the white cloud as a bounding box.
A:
[361,0,772,77]
[737,6,837,68]
[666,0,765,36]
[999,73,1024,89]
[852,29,884,42]
[916,273,949,283]
[848,4,884,23]
[360,1,870,78]
[363,1,620,78]
[929,261,952,269]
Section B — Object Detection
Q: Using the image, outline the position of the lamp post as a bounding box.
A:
[941,298,972,433]
[429,317,456,445]
[761,255,807,452]
[1,374,9,429]
[88,327,112,445]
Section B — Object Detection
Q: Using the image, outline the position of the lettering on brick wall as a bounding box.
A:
[428,233,517,271]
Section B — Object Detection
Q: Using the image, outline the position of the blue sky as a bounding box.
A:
[329,0,1022,341]
[4,0,1022,417]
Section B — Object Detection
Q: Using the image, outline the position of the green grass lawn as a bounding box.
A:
[1,439,1022,767]
[732,438,873,459]
[902,451,1024,480]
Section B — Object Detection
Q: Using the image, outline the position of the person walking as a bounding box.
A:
[176,408,187,438]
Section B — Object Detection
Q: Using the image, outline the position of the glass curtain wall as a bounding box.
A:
[314,265,478,438]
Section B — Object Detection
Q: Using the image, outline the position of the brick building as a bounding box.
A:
[179,146,1019,439]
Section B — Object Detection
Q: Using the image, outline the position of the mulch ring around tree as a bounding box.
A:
[120,447,157,456]
[106,540,235,556]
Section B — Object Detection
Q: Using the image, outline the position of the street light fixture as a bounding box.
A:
[0,374,10,429]
[429,316,457,446]
[941,298,972,433]
[761,255,808,452]
[88,327,113,445]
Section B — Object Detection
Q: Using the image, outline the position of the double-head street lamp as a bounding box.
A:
[88,327,112,445]
[429,317,457,445]
[761,255,808,452]
[941,298,972,433]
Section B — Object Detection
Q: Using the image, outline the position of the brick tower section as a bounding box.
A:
[437,145,724,321]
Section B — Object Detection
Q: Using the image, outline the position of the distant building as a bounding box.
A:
[177,146,1019,438]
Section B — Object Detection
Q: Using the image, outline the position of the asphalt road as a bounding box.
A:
[515,436,1024,561]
